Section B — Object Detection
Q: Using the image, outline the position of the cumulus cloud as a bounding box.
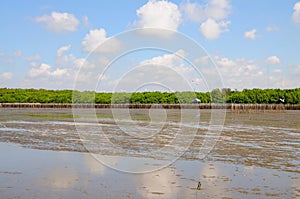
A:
[82,29,107,52]
[82,28,121,53]
[214,56,265,88]
[215,57,236,67]
[205,0,232,20]
[181,0,231,21]
[55,45,76,68]
[34,12,79,33]
[20,44,108,89]
[266,56,281,65]
[212,55,300,89]
[28,63,50,77]
[1,72,13,80]
[244,29,257,40]
[28,63,67,78]
[292,2,300,26]
[56,45,71,57]
[199,18,230,40]
[137,50,194,83]
[180,0,205,22]
[73,58,96,69]
[52,68,68,76]
[135,0,182,31]
[139,49,186,66]
[109,50,209,92]
[181,0,232,40]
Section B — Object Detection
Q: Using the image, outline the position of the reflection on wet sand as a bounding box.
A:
[83,154,119,176]
[136,167,179,198]
[39,168,78,189]
[199,164,228,198]
[292,177,300,198]
[0,143,299,198]
[0,109,299,198]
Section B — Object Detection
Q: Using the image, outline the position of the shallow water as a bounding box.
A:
[0,108,299,198]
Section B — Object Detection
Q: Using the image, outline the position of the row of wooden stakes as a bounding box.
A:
[0,103,299,111]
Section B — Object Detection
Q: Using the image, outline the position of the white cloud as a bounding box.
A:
[180,1,205,22]
[140,49,186,66]
[181,0,231,39]
[52,68,68,77]
[56,45,71,56]
[181,0,231,22]
[82,29,107,52]
[82,28,120,53]
[14,50,22,57]
[82,16,90,27]
[266,56,281,65]
[28,63,67,78]
[137,50,192,81]
[212,55,300,89]
[34,12,79,33]
[24,55,42,61]
[205,0,231,20]
[214,56,264,88]
[216,57,236,67]
[294,65,300,74]
[194,56,210,65]
[292,2,300,26]
[73,58,96,69]
[55,45,75,68]
[43,45,105,88]
[22,44,108,89]
[199,18,230,40]
[273,69,282,73]
[135,0,182,31]
[244,29,257,40]
[29,62,38,67]
[108,50,210,92]
[266,25,279,32]
[28,63,51,77]
[1,72,13,80]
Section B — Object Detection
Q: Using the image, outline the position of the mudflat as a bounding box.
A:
[0,108,299,198]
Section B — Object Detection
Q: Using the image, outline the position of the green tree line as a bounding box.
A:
[0,88,299,104]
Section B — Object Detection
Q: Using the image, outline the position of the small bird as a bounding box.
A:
[197,181,201,190]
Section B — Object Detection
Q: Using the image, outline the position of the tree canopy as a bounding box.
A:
[0,88,299,104]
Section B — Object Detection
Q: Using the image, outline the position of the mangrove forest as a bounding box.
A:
[0,88,299,104]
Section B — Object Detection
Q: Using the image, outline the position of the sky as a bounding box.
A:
[0,0,300,91]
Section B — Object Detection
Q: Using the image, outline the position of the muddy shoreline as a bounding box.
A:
[1,108,299,172]
[1,108,299,198]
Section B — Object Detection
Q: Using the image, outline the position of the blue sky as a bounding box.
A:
[0,0,300,91]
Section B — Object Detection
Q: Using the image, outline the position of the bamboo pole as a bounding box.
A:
[0,103,299,110]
